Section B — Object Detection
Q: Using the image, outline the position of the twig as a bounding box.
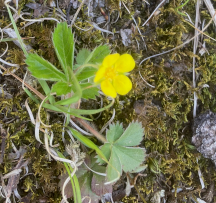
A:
[0,64,45,100]
[72,117,107,143]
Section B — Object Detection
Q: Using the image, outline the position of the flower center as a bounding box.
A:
[104,67,117,80]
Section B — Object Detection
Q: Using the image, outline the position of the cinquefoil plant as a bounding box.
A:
[3,6,146,202]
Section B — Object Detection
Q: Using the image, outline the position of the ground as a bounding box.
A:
[1,0,216,202]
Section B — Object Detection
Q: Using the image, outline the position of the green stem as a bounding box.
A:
[175,0,190,16]
[74,63,99,75]
[6,5,28,57]
[82,84,97,91]
[57,151,82,203]
[68,67,82,100]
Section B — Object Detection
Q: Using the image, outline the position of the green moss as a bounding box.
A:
[1,0,216,201]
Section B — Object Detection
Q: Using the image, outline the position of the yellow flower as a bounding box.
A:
[94,53,135,98]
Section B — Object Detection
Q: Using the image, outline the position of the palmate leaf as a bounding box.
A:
[81,83,99,100]
[82,87,99,100]
[26,53,66,81]
[112,145,145,172]
[51,81,73,96]
[76,67,97,82]
[53,22,74,77]
[114,122,144,146]
[75,48,91,67]
[89,45,110,64]
[106,147,122,182]
[97,121,146,183]
[96,143,111,165]
[106,122,124,144]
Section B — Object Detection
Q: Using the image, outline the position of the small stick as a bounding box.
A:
[72,117,107,143]
[0,64,45,100]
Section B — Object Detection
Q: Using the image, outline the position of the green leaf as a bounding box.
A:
[51,81,73,96]
[112,146,145,172]
[42,103,91,120]
[81,83,99,99]
[82,87,99,100]
[89,45,110,64]
[97,121,146,182]
[106,122,124,144]
[53,22,74,76]
[55,99,114,115]
[76,67,97,82]
[39,80,55,104]
[131,164,148,173]
[106,149,121,183]
[26,53,66,81]
[68,127,108,163]
[96,143,111,165]
[54,70,82,105]
[24,88,39,104]
[76,48,91,66]
[54,95,80,105]
[114,122,144,147]
[6,6,28,57]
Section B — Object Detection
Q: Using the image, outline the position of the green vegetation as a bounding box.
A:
[1,0,216,202]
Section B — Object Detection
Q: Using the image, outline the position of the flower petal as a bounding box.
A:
[94,65,107,83]
[102,53,120,67]
[113,75,132,95]
[101,79,117,98]
[114,54,135,73]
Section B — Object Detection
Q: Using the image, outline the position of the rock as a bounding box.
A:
[192,110,216,165]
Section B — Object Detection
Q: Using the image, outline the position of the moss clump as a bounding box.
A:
[1,0,216,202]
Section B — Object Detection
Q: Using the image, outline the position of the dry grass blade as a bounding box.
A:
[204,0,216,26]
[69,119,92,136]
[4,155,28,202]
[38,94,53,128]
[142,0,166,27]
[0,58,19,67]
[25,99,36,125]
[138,71,155,88]
[192,0,200,118]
